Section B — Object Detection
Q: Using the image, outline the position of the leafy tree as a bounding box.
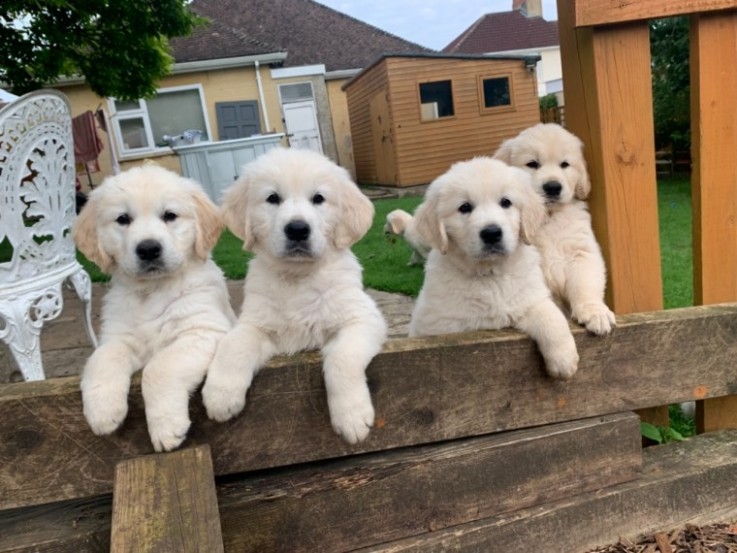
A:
[650,17,690,151]
[0,1,201,100]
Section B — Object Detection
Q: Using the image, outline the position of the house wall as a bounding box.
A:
[347,57,541,187]
[60,66,293,189]
[326,78,357,179]
[344,62,394,185]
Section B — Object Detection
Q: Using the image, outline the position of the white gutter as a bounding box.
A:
[51,52,289,87]
[254,60,271,132]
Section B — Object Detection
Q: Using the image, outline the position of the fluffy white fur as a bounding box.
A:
[494,123,616,335]
[72,165,235,452]
[409,157,579,380]
[384,209,430,265]
[202,147,387,444]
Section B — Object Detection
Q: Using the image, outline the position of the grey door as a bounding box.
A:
[216,101,261,139]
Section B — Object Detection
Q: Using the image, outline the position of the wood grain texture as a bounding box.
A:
[110,445,223,553]
[2,305,737,511]
[360,430,737,552]
[573,0,737,27]
[690,12,737,434]
[218,413,641,552]
[557,1,662,314]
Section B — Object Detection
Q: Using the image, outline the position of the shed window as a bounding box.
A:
[419,80,454,121]
[480,76,513,110]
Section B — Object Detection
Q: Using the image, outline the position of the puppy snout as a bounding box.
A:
[542,181,563,198]
[284,220,311,242]
[479,225,503,245]
[136,239,162,261]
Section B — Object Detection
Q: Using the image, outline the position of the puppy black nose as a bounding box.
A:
[542,181,562,198]
[136,239,162,261]
[284,220,311,242]
[479,225,503,245]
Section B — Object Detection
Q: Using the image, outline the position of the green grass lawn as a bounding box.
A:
[77,180,694,306]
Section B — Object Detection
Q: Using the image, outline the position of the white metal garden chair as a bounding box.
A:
[0,89,97,381]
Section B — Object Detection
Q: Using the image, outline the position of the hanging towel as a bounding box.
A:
[72,110,104,164]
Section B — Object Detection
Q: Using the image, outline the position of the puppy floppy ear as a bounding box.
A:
[334,177,375,249]
[192,188,224,260]
[72,194,114,273]
[221,176,256,250]
[519,184,547,245]
[493,138,515,164]
[386,210,407,234]
[413,187,448,254]
[574,161,592,200]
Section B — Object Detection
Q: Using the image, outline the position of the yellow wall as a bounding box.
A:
[326,78,356,179]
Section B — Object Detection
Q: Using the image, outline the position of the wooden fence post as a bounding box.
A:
[557,0,668,427]
[690,10,737,432]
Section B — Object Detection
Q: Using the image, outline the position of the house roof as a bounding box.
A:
[443,10,558,54]
[171,0,431,71]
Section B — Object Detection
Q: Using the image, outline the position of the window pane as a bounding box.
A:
[419,80,454,120]
[280,83,314,103]
[119,118,149,149]
[114,99,141,112]
[146,89,209,145]
[482,77,511,108]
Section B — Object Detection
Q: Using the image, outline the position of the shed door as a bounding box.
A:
[370,92,397,184]
[216,101,261,140]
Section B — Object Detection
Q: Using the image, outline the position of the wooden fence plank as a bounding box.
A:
[2,305,737,511]
[572,0,737,27]
[218,413,641,552]
[557,3,662,314]
[691,11,737,432]
[110,445,223,553]
[361,430,737,552]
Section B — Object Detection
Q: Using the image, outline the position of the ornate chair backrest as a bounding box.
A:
[0,89,78,285]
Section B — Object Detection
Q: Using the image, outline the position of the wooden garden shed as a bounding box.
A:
[344,53,541,187]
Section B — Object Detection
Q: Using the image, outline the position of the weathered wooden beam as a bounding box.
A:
[572,0,737,28]
[218,413,641,552]
[0,414,641,553]
[360,430,737,552]
[2,305,737,510]
[110,445,223,553]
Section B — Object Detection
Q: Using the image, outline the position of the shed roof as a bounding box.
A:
[443,10,559,54]
[170,0,431,71]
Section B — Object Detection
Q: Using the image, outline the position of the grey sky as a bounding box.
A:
[314,0,559,50]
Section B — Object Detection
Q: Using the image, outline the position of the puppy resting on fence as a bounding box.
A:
[202,147,387,444]
[494,123,615,335]
[409,157,579,380]
[72,165,236,452]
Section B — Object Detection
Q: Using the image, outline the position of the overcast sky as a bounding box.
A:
[314,0,558,51]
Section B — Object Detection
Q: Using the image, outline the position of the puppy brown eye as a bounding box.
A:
[560,161,570,169]
[266,193,281,205]
[526,161,540,169]
[163,211,177,222]
[458,202,474,214]
[500,197,512,209]
[312,193,325,205]
[116,214,131,226]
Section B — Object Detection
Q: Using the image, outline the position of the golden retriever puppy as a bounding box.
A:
[72,165,236,452]
[202,148,387,444]
[494,123,615,335]
[384,209,430,265]
[409,158,579,380]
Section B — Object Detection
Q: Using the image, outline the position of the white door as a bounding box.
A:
[283,100,322,153]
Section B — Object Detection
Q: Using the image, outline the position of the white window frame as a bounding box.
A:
[277,81,315,105]
[108,84,212,158]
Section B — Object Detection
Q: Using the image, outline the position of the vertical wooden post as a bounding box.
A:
[111,445,224,553]
[690,11,737,432]
[557,0,668,427]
